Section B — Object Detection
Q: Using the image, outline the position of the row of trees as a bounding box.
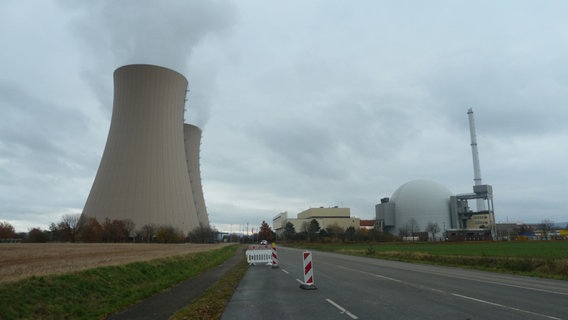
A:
[215,217,568,244]
[397,218,441,240]
[274,219,397,243]
[2,215,219,244]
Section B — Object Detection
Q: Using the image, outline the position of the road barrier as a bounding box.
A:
[300,250,317,290]
[271,243,279,268]
[246,244,272,265]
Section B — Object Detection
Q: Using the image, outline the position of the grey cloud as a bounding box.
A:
[3,0,568,232]
[0,79,96,223]
[0,81,88,160]
[62,0,236,130]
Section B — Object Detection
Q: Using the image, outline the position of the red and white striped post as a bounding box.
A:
[271,242,278,268]
[300,250,317,290]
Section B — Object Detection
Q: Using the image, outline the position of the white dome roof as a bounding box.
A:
[391,180,453,234]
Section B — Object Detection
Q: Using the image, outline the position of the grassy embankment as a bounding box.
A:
[0,245,241,320]
[170,254,248,319]
[291,241,568,280]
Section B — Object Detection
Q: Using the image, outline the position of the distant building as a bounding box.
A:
[273,207,360,238]
[376,180,496,240]
[376,180,453,239]
[446,229,492,241]
[466,213,491,229]
[360,220,377,230]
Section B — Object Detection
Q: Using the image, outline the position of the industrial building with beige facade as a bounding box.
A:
[273,207,360,237]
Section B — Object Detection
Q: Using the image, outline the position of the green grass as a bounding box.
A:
[289,241,568,279]
[309,241,568,258]
[0,245,239,320]
[170,252,248,320]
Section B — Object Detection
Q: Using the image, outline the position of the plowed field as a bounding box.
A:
[0,243,230,283]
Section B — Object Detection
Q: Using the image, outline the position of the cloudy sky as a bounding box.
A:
[1,0,567,233]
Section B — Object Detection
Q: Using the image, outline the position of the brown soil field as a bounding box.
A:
[0,242,232,284]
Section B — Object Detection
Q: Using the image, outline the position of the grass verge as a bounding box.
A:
[0,245,239,320]
[170,252,248,320]
[288,241,568,280]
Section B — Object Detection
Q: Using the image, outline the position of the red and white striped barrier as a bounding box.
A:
[271,243,278,268]
[300,250,317,290]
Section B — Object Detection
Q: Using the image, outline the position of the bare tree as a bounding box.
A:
[300,221,310,241]
[426,222,440,241]
[400,218,420,239]
[0,221,16,239]
[122,219,136,242]
[408,218,420,235]
[28,227,49,243]
[326,223,343,241]
[61,213,83,242]
[80,217,103,242]
[188,225,218,243]
[138,224,157,243]
[101,218,130,242]
[155,225,184,243]
[540,219,555,240]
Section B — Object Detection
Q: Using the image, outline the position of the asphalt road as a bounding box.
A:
[222,246,568,320]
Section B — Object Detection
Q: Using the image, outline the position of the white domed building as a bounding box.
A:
[376,180,454,238]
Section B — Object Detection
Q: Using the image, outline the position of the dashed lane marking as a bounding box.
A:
[326,298,358,319]
[451,293,562,320]
[336,265,562,320]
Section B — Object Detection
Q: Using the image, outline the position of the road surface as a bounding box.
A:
[222,246,568,319]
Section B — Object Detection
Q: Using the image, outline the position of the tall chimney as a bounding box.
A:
[467,108,485,211]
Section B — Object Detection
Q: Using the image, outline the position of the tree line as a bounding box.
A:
[271,219,398,243]
[1,214,218,244]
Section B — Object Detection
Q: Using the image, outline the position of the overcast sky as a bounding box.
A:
[1,0,567,233]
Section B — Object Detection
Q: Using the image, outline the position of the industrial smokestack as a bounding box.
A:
[467,108,485,211]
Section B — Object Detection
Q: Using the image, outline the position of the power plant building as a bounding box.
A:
[376,109,496,241]
[82,64,208,235]
[273,207,360,238]
[376,180,452,237]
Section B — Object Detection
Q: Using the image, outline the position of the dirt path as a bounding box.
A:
[0,242,231,283]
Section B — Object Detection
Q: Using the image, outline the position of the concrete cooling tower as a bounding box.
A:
[184,124,209,228]
[82,64,208,234]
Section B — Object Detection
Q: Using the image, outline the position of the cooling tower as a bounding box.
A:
[82,64,202,235]
[184,124,209,227]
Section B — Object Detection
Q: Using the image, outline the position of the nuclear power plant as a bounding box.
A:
[376,108,495,240]
[82,64,208,235]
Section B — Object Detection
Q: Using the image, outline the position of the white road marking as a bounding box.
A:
[336,264,562,320]
[326,298,358,319]
[336,265,402,282]
[451,293,562,320]
[295,278,304,285]
[281,269,289,274]
[404,265,568,296]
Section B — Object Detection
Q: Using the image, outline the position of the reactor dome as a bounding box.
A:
[390,180,453,235]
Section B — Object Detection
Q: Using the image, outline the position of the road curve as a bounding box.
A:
[222,246,568,320]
